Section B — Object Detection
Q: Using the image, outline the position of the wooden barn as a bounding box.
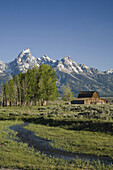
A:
[71,91,106,104]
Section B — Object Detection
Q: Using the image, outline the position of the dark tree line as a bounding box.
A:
[2,64,59,106]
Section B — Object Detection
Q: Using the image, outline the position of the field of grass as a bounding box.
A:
[25,123,113,159]
[0,102,113,169]
[0,121,86,169]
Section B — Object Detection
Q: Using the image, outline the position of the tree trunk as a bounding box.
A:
[39,99,47,106]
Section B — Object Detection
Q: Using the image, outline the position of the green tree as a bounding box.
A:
[2,64,59,106]
[13,74,21,106]
[62,83,74,102]
[18,72,27,105]
[25,66,39,105]
[38,64,59,105]
[2,82,9,106]
[8,79,14,106]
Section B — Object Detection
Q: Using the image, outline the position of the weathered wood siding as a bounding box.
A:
[71,91,106,104]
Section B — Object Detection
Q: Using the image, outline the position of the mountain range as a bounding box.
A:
[0,48,113,96]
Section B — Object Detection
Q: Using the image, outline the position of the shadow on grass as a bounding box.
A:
[0,114,113,134]
[22,117,113,134]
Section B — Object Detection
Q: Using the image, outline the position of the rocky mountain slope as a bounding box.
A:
[6,48,38,75]
[0,48,113,96]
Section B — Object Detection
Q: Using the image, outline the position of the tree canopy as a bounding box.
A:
[62,83,74,102]
[2,64,59,106]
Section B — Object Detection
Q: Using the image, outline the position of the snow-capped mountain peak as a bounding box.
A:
[41,55,51,61]
[17,48,32,61]
[5,49,110,77]
[63,56,71,61]
[57,56,83,74]
[40,55,56,63]
[37,55,57,67]
[0,48,113,96]
[104,69,113,75]
[22,48,31,54]
[6,48,38,75]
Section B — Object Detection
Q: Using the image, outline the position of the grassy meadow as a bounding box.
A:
[0,101,113,169]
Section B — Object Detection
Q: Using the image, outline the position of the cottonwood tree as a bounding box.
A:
[2,82,8,106]
[62,83,74,102]
[8,79,14,106]
[37,64,59,105]
[2,64,59,106]
[25,66,39,105]
[13,74,21,106]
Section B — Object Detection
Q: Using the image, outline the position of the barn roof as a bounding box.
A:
[78,91,99,98]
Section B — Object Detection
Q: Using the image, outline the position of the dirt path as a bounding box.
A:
[9,123,113,165]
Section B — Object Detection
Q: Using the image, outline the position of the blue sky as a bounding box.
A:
[0,0,113,71]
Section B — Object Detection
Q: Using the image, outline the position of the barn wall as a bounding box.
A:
[78,98,106,104]
[84,99,91,104]
[92,92,99,99]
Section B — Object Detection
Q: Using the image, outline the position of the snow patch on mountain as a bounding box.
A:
[104,69,113,75]
[37,55,57,67]
[6,48,39,75]
[0,48,113,96]
[22,48,31,54]
[3,48,113,79]
[0,60,6,73]
[17,48,37,65]
[56,56,86,74]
